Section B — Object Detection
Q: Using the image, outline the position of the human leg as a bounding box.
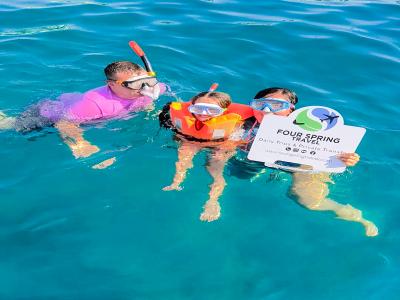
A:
[200,146,236,222]
[290,172,378,237]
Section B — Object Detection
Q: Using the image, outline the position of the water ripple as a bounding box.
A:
[299,34,331,39]
[148,43,186,55]
[153,20,181,26]
[370,52,400,64]
[290,82,331,94]
[0,24,77,37]
[347,18,387,26]
[0,1,107,11]
[210,9,295,23]
[285,0,399,6]
[286,7,343,15]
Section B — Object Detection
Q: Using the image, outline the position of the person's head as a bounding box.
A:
[105,61,154,99]
[252,87,298,116]
[189,91,232,122]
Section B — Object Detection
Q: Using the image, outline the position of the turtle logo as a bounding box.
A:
[293,108,339,132]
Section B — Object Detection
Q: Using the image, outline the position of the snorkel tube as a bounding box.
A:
[128,40,160,99]
[128,41,156,76]
[208,83,218,92]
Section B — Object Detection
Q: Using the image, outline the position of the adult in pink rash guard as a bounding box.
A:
[57,82,166,123]
[54,61,167,158]
[0,61,167,159]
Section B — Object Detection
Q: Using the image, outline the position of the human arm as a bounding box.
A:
[162,141,201,191]
[159,101,173,128]
[55,120,99,159]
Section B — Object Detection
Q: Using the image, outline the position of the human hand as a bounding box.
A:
[337,153,360,167]
[70,140,100,158]
[162,184,183,191]
[200,200,221,222]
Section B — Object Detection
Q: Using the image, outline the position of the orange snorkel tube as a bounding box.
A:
[128,41,156,77]
[208,83,218,92]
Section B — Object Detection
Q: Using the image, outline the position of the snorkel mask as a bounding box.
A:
[128,41,160,100]
[188,103,225,117]
[188,83,224,117]
[118,74,160,99]
[250,97,294,113]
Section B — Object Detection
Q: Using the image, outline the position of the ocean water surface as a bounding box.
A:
[0,0,399,299]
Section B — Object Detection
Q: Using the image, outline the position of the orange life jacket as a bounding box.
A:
[169,101,256,141]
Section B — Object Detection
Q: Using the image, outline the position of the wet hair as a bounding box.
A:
[104,61,143,80]
[190,91,232,108]
[254,87,298,105]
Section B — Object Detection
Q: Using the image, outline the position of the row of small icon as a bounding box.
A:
[285,147,316,155]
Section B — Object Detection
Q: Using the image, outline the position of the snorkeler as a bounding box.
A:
[0,41,166,160]
[245,87,378,237]
[159,85,257,222]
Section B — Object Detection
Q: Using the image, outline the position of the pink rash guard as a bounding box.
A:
[51,83,166,123]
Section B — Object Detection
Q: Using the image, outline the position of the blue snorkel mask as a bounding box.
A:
[250,97,294,113]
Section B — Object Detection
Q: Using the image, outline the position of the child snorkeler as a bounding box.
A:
[242,87,378,237]
[0,42,166,161]
[159,85,257,222]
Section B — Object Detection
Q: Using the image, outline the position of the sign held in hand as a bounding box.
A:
[247,106,366,173]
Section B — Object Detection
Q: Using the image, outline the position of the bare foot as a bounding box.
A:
[200,201,221,222]
[162,184,182,191]
[363,220,379,237]
[92,157,116,169]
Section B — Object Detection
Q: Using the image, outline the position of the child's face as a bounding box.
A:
[262,91,293,116]
[192,97,222,122]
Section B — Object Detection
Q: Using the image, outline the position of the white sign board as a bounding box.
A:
[247,106,366,173]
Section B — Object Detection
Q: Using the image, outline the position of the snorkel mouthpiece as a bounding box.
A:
[139,84,160,100]
[129,41,156,76]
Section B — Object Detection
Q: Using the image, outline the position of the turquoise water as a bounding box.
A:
[1,0,399,299]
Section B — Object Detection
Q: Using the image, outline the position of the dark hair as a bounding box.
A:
[104,61,143,80]
[254,87,298,105]
[190,91,232,108]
